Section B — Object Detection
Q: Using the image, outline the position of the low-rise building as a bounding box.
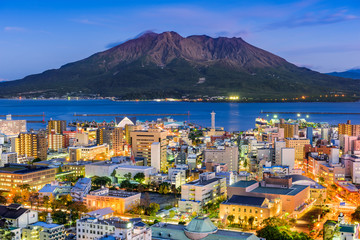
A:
[178,172,226,213]
[71,178,92,201]
[228,176,310,214]
[38,181,72,199]
[0,164,56,191]
[220,195,281,227]
[115,165,156,184]
[151,217,259,240]
[76,216,151,240]
[84,188,141,214]
[69,144,109,162]
[0,204,38,228]
[22,219,65,240]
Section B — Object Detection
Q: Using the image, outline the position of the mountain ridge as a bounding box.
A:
[0,31,359,100]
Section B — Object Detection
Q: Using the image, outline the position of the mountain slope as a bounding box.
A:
[0,31,359,99]
[327,69,360,79]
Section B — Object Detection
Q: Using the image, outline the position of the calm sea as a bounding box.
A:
[0,99,360,132]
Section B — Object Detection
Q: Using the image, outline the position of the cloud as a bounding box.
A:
[278,44,360,55]
[0,78,8,82]
[4,26,25,32]
[263,9,359,30]
[72,19,102,25]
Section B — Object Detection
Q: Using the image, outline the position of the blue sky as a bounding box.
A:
[1,0,360,81]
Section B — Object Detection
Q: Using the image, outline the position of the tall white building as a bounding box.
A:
[274,141,286,165]
[76,217,151,240]
[151,142,161,172]
[178,172,226,213]
[281,148,295,169]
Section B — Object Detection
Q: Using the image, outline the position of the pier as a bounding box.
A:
[261,111,360,115]
[73,113,190,117]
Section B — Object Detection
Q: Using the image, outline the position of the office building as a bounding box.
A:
[130,129,168,171]
[306,127,313,145]
[204,145,239,172]
[0,152,17,166]
[69,144,109,162]
[0,164,56,191]
[338,120,360,137]
[285,138,310,161]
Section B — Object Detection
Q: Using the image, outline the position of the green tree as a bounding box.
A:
[146,203,160,216]
[92,176,112,187]
[169,210,176,218]
[134,172,145,183]
[52,211,67,225]
[0,218,15,240]
[227,215,235,225]
[248,216,255,230]
[124,172,132,180]
[0,191,7,204]
[159,182,170,194]
[111,170,117,183]
[351,206,360,222]
[32,158,42,163]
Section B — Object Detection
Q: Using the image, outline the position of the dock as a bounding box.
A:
[261,112,360,115]
[73,113,190,117]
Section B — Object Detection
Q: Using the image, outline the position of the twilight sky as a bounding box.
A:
[1,0,360,81]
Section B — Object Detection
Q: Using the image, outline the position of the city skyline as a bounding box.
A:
[1,0,360,81]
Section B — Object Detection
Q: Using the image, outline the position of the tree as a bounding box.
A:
[43,196,50,210]
[0,191,7,204]
[68,201,88,222]
[93,176,112,187]
[134,172,145,183]
[32,158,42,163]
[146,203,160,216]
[159,182,170,194]
[248,216,255,230]
[227,215,235,225]
[169,210,176,218]
[351,206,360,222]
[0,218,15,240]
[52,211,67,224]
[111,170,117,183]
[124,172,132,180]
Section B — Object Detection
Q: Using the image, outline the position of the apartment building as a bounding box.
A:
[204,145,239,172]
[178,172,226,213]
[285,138,310,161]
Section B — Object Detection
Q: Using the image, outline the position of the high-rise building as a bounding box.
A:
[306,127,313,145]
[338,120,360,136]
[130,129,168,171]
[47,120,66,134]
[285,138,310,161]
[48,133,68,151]
[280,123,299,138]
[96,127,126,156]
[204,145,239,172]
[14,132,47,160]
[0,115,26,137]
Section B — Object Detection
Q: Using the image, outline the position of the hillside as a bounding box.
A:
[0,31,358,100]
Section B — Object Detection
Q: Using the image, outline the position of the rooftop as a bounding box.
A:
[31,221,61,229]
[116,165,154,170]
[0,204,28,219]
[0,164,52,174]
[250,184,308,196]
[230,180,258,188]
[223,195,266,207]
